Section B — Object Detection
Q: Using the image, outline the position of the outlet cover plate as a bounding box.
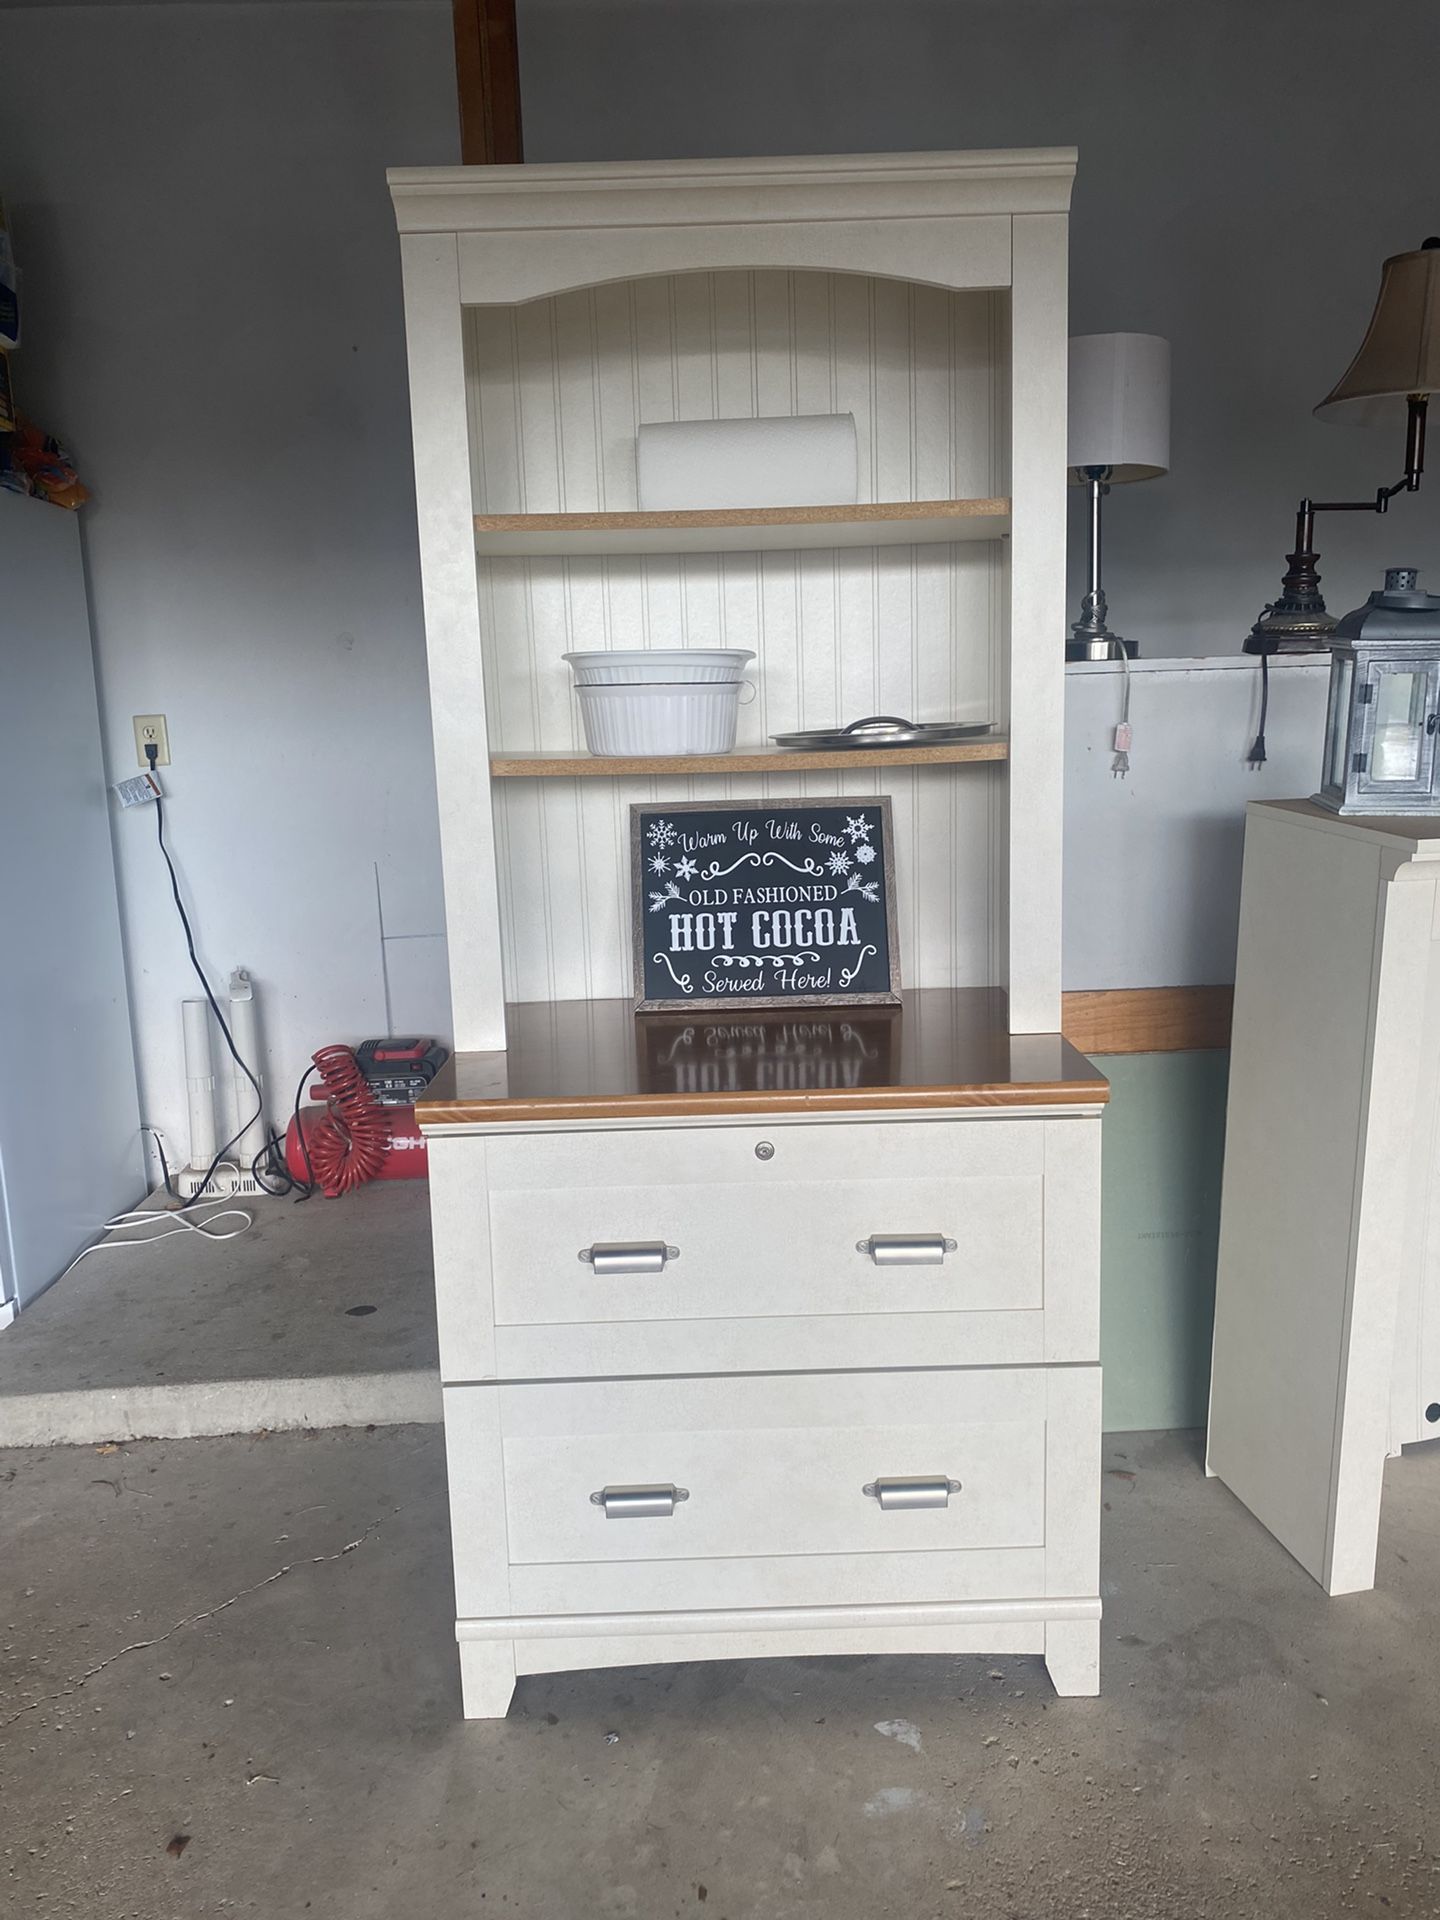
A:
[133,714,170,767]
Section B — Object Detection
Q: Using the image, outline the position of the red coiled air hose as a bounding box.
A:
[303,1044,392,1196]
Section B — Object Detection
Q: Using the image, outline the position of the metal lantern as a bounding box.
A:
[1315,567,1440,815]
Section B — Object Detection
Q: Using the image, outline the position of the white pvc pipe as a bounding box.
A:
[182,998,217,1168]
[227,969,267,1164]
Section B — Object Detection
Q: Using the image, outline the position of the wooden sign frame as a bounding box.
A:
[630,796,902,1013]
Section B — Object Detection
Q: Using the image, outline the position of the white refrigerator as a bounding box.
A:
[0,489,142,1317]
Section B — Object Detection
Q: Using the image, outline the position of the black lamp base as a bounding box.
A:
[1245,541,1336,655]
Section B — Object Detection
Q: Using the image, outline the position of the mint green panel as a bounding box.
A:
[1096,1050,1229,1432]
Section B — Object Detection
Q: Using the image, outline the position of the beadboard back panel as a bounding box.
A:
[463,270,1009,1004]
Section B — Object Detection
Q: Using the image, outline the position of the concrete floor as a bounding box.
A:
[5,1426,1440,1918]
[0,1186,439,1445]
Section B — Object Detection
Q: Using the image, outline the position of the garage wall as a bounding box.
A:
[0,0,458,1171]
[4,0,1436,1189]
[516,0,1440,655]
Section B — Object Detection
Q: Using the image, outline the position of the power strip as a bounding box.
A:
[176,1163,268,1200]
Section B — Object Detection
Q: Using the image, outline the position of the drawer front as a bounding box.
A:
[443,1366,1102,1620]
[498,1368,1046,1566]
[486,1119,1044,1326]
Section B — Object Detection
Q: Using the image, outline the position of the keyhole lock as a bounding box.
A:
[755,1140,775,1161]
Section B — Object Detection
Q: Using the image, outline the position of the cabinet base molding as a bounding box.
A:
[455,1598,1102,1716]
[457,1595,1100,1641]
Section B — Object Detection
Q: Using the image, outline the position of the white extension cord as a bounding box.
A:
[57,1193,253,1283]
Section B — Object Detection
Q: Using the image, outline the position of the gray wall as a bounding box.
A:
[0,0,458,1171]
[0,494,142,1308]
[3,0,1437,1168]
[517,0,1440,654]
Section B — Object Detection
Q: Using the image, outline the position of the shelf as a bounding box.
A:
[473,497,1010,558]
[489,739,1009,779]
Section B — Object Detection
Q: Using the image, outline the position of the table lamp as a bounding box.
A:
[1066,332,1171,661]
[1245,239,1440,654]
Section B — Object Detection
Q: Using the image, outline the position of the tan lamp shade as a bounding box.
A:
[1315,242,1440,427]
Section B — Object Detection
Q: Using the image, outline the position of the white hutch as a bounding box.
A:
[389,149,1107,1716]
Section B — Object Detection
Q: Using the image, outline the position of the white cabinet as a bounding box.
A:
[432,1097,1103,1717]
[389,150,1106,1715]
[1208,799,1440,1594]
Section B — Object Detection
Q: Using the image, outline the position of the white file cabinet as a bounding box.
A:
[420,1005,1106,1716]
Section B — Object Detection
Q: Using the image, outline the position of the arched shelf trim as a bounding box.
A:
[455,221,1014,308]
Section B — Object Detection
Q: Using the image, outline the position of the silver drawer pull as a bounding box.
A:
[863,1475,962,1510]
[856,1233,957,1266]
[590,1484,690,1519]
[578,1241,679,1276]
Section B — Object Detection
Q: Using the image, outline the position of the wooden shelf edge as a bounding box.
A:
[490,740,1009,778]
[475,497,1009,535]
[1060,986,1234,1055]
[418,1080,1109,1129]
[473,497,1011,557]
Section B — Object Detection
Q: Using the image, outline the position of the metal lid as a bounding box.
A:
[771,714,993,750]
[1334,567,1440,643]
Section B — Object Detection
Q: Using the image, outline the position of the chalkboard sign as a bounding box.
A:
[631,797,901,1012]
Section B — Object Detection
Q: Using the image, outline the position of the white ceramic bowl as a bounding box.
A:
[575,680,748,756]
[564,647,754,686]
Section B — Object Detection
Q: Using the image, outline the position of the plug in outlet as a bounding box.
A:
[133,715,170,767]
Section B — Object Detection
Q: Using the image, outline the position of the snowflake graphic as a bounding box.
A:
[673,855,698,881]
[827,849,853,876]
[855,841,877,866]
[647,818,678,850]
[648,880,683,913]
[649,854,670,876]
[844,812,873,845]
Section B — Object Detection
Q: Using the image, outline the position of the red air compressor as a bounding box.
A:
[283,1041,444,1196]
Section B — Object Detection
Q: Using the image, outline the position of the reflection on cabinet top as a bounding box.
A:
[473,499,1011,559]
[416,989,1109,1129]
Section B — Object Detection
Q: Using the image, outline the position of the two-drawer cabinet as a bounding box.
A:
[420,1033,1108,1718]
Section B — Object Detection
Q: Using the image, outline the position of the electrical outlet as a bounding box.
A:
[133,714,170,767]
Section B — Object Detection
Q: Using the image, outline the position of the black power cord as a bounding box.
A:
[146,747,318,1204]
[1248,651,1270,768]
[287,1062,321,1201]
[245,1064,319,1202]
[148,747,269,1206]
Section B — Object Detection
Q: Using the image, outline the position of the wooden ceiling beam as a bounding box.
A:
[453,0,523,165]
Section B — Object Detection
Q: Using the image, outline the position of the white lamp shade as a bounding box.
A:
[1068,332,1171,483]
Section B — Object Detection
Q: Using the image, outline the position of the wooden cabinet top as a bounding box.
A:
[417,989,1107,1128]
